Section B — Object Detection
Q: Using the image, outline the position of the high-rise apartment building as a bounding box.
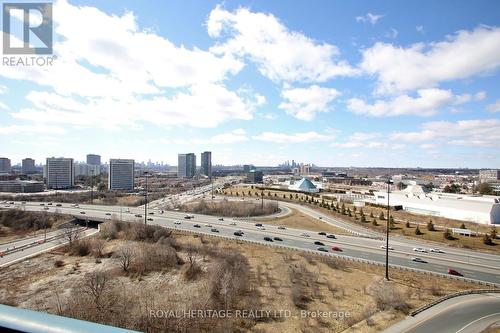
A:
[86,154,101,166]
[22,158,36,174]
[0,157,11,173]
[46,157,74,189]
[201,151,212,179]
[178,153,196,178]
[109,159,135,190]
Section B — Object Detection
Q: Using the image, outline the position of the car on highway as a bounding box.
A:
[273,237,283,241]
[193,224,201,228]
[105,213,111,216]
[411,257,427,263]
[430,248,444,253]
[135,214,142,217]
[37,240,45,244]
[331,246,342,252]
[447,268,463,276]
[56,204,62,207]
[174,220,181,225]
[211,228,219,233]
[47,202,53,206]
[80,211,86,214]
[21,201,26,204]
[257,226,266,230]
[43,207,49,210]
[300,233,310,237]
[314,241,325,246]
[218,218,224,221]
[380,245,394,250]
[264,236,273,242]
[0,251,5,258]
[255,223,263,227]
[184,215,194,219]
[317,247,328,252]
[277,226,286,230]
[39,203,45,206]
[326,234,336,239]
[318,216,323,220]
[413,247,427,253]
[234,231,243,236]
[205,224,212,227]
[149,212,154,215]
[318,232,327,236]
[9,201,15,204]
[147,218,153,221]
[229,222,237,226]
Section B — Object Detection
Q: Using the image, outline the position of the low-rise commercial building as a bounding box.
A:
[372,185,500,225]
[0,180,45,193]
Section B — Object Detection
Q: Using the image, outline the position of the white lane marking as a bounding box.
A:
[455,312,500,333]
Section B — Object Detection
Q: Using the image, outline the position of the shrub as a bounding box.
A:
[415,225,422,235]
[483,234,493,245]
[379,212,385,220]
[443,228,455,240]
[369,281,410,313]
[54,260,65,268]
[405,221,410,228]
[427,220,435,231]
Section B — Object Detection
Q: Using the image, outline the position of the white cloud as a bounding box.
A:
[487,99,500,112]
[416,26,425,33]
[360,26,500,94]
[391,119,500,147]
[252,131,334,144]
[330,132,404,149]
[0,102,7,110]
[0,124,67,135]
[279,85,341,120]
[207,5,357,83]
[347,88,455,117]
[419,143,438,150]
[355,13,383,25]
[209,129,248,144]
[0,85,7,94]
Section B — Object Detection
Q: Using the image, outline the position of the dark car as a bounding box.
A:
[326,234,336,239]
[211,228,219,233]
[80,211,86,214]
[218,218,224,221]
[193,224,201,228]
[135,214,142,217]
[448,268,463,276]
[147,218,153,221]
[56,204,62,207]
[314,241,325,246]
[149,212,154,215]
[234,231,243,236]
[105,213,111,215]
[264,236,273,242]
[317,247,328,252]
[273,237,283,241]
[318,232,327,236]
[47,203,53,206]
[255,223,263,227]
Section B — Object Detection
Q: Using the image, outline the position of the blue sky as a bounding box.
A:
[1,0,500,167]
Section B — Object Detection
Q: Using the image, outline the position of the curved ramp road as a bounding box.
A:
[383,293,500,333]
[1,201,500,285]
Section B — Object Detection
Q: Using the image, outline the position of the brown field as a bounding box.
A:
[0,220,488,333]
[0,210,71,242]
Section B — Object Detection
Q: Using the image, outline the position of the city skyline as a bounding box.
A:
[0,0,500,168]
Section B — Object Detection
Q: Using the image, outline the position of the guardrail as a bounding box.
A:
[162,224,500,289]
[410,289,500,316]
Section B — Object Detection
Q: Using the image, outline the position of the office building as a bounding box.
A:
[46,157,74,189]
[22,158,36,174]
[109,159,135,190]
[246,170,263,184]
[86,154,101,166]
[0,158,11,173]
[0,180,44,193]
[243,164,254,173]
[201,151,212,179]
[178,153,196,178]
[479,170,500,183]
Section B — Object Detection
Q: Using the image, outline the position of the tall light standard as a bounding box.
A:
[144,171,149,225]
[90,169,94,204]
[385,177,393,280]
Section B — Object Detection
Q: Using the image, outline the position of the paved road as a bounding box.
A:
[2,201,499,285]
[383,293,500,333]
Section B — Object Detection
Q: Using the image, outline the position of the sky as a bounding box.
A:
[1,0,500,168]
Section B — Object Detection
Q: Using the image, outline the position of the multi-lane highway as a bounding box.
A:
[383,293,500,333]
[1,200,499,285]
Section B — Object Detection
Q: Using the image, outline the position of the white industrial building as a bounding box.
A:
[372,185,500,225]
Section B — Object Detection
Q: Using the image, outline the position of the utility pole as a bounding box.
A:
[261,186,264,210]
[144,171,149,225]
[385,178,392,281]
[90,169,94,204]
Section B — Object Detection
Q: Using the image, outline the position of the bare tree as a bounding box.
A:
[114,246,135,272]
[81,271,110,311]
[61,227,81,246]
[92,239,106,258]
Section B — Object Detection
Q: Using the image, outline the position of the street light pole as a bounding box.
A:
[385,178,392,281]
[90,169,94,204]
[144,171,149,225]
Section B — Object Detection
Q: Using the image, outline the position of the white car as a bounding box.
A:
[257,226,266,230]
[380,245,394,250]
[300,233,310,238]
[429,248,444,253]
[174,220,181,225]
[411,257,427,263]
[413,247,427,253]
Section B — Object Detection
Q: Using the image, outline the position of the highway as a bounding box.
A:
[383,293,500,333]
[1,200,499,285]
